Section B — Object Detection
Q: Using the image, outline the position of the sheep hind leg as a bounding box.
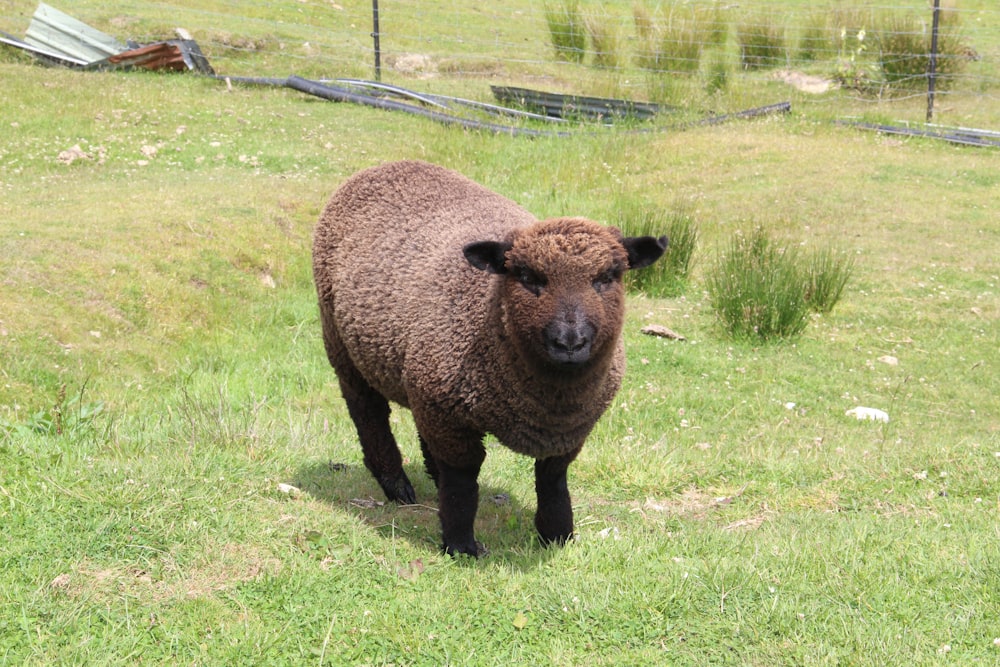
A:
[320,305,415,504]
[534,448,581,546]
[338,376,416,505]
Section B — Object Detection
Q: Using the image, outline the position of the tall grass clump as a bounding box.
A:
[803,246,855,313]
[632,5,705,75]
[696,2,730,50]
[798,13,833,62]
[585,13,622,69]
[705,52,730,94]
[545,1,587,63]
[875,11,968,90]
[707,227,809,341]
[736,13,787,70]
[708,228,855,340]
[613,201,698,297]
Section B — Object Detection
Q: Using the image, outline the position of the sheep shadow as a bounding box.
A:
[291,460,560,569]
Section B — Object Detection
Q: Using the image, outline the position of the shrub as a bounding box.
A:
[545,1,587,63]
[736,14,787,70]
[707,227,810,341]
[613,201,698,298]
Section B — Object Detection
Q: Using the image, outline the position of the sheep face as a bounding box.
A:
[465,218,667,373]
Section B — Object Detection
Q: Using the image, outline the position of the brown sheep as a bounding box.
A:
[313,160,667,556]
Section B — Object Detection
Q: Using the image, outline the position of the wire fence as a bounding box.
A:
[2,1,998,126]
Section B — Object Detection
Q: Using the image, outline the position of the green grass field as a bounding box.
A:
[2,1,999,664]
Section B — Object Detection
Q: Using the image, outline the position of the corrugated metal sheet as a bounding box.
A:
[491,85,670,122]
[0,29,87,66]
[86,40,215,75]
[24,2,125,64]
[3,3,214,73]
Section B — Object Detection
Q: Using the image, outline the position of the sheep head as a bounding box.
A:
[464,217,668,373]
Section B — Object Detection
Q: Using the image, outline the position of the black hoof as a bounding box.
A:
[377,473,416,505]
[443,540,488,559]
[537,529,573,547]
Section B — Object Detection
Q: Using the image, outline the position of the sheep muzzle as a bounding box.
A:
[543,314,596,367]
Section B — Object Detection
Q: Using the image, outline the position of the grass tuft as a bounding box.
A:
[545,1,587,64]
[613,201,698,298]
[633,6,705,76]
[875,10,968,91]
[706,227,810,341]
[584,13,622,69]
[803,246,855,313]
[736,13,788,70]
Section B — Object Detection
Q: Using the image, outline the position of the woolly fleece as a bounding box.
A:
[313,160,664,554]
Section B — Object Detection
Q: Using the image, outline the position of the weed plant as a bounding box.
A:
[736,13,788,70]
[545,1,587,64]
[0,383,105,438]
[613,201,697,298]
[834,26,885,94]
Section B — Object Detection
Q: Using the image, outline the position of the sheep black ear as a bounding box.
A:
[623,235,669,270]
[463,240,512,274]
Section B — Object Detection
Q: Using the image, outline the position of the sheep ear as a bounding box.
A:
[463,240,512,274]
[623,235,669,270]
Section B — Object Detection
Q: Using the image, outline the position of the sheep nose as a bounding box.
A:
[544,320,594,366]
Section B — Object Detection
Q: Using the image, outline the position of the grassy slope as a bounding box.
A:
[1,3,999,665]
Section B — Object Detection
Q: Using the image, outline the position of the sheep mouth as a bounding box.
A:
[546,347,593,369]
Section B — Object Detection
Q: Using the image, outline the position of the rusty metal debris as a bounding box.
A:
[0,2,213,73]
[640,324,687,341]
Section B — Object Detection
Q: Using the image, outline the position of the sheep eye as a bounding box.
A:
[514,267,546,295]
[592,269,621,292]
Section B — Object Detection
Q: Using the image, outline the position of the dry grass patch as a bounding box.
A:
[633,485,766,529]
[49,543,281,604]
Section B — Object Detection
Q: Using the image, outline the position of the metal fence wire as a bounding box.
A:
[1,1,998,125]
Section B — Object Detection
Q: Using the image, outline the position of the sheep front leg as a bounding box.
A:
[534,449,581,546]
[436,457,487,557]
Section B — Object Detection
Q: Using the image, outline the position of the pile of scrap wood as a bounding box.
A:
[0,2,213,73]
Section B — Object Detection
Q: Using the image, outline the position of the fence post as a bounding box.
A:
[372,0,382,82]
[926,0,941,122]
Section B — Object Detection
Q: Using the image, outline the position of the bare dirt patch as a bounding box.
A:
[773,69,833,94]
